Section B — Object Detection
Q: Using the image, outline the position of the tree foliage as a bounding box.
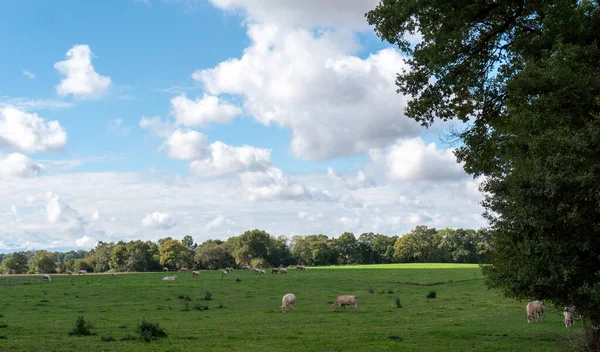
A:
[366,0,600,318]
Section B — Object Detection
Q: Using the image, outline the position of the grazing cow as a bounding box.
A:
[163,267,169,272]
[280,268,288,274]
[271,268,279,274]
[78,270,87,275]
[259,269,265,275]
[251,267,259,273]
[192,271,200,276]
[41,274,51,281]
[331,295,359,312]
[526,301,546,323]
[162,275,177,281]
[242,265,251,270]
[110,272,117,278]
[281,293,296,313]
[564,306,576,327]
[179,267,189,272]
[221,270,229,277]
[296,265,306,271]
[66,270,73,275]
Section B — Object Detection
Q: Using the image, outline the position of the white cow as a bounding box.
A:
[564,306,576,327]
[526,301,545,323]
[78,270,87,275]
[281,293,296,313]
[162,275,177,281]
[41,274,51,281]
[331,295,359,312]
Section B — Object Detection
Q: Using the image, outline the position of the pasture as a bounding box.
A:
[0,264,581,351]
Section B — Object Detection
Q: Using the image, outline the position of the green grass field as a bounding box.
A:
[0,264,582,351]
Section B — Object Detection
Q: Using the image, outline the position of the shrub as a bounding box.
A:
[202,291,212,301]
[137,319,167,343]
[426,291,436,299]
[193,304,209,311]
[236,278,242,283]
[393,297,402,308]
[0,324,7,328]
[118,324,127,329]
[101,336,115,342]
[68,316,95,336]
[387,288,394,294]
[368,288,374,294]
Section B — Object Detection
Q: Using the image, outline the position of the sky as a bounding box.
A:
[0,0,486,252]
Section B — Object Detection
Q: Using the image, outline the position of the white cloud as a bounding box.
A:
[74,235,97,248]
[327,167,374,190]
[205,215,235,231]
[0,97,74,111]
[170,93,242,127]
[158,129,271,176]
[91,210,100,221]
[194,25,420,161]
[0,153,43,178]
[339,216,360,230]
[370,138,466,181]
[22,70,36,80]
[0,107,67,153]
[45,193,87,233]
[141,212,176,229]
[54,44,111,99]
[298,211,323,222]
[189,141,271,176]
[139,116,176,138]
[239,167,334,202]
[107,118,131,136]
[208,0,379,30]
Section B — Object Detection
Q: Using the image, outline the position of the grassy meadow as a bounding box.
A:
[0,264,582,351]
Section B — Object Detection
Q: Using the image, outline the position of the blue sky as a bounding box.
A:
[0,0,484,252]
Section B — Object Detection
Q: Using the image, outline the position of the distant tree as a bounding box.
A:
[109,242,128,272]
[337,232,359,264]
[194,241,235,270]
[158,239,190,269]
[29,250,56,274]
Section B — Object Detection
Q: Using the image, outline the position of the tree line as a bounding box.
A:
[0,226,491,274]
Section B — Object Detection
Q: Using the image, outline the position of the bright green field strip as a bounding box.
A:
[0,267,580,351]
[310,263,481,269]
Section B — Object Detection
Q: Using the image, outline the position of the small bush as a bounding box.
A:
[387,288,394,294]
[388,335,403,342]
[236,278,242,283]
[40,299,50,303]
[193,304,209,311]
[216,302,225,309]
[137,319,167,343]
[118,324,127,329]
[177,294,184,299]
[0,324,7,328]
[120,334,137,341]
[368,288,374,294]
[68,316,95,336]
[101,335,115,342]
[203,291,212,301]
[393,297,402,308]
[426,291,437,299]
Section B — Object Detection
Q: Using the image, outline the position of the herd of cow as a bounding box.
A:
[36,266,579,326]
[525,300,577,328]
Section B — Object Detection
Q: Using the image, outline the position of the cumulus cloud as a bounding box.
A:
[0,153,43,178]
[74,235,97,248]
[298,211,323,222]
[46,193,87,233]
[170,93,242,127]
[205,215,236,231]
[141,212,176,229]
[194,25,420,161]
[22,70,36,80]
[163,130,209,160]
[369,138,466,181]
[209,0,380,30]
[239,167,334,202]
[0,107,67,153]
[54,44,111,99]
